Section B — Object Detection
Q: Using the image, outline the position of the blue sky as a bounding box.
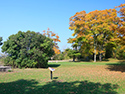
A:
[0,0,124,52]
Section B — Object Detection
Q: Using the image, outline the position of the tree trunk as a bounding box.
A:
[73,55,75,62]
[100,43,104,61]
[99,53,102,61]
[94,48,96,62]
[99,46,102,61]
[94,37,97,62]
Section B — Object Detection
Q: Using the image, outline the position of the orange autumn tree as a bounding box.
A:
[69,9,119,62]
[116,4,125,52]
[43,28,61,56]
[107,3,125,59]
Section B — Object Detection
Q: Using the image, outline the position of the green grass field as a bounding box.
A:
[0,61,125,94]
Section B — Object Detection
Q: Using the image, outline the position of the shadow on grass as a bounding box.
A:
[48,64,60,68]
[0,79,38,94]
[0,79,119,94]
[69,58,109,62]
[69,60,92,62]
[102,59,109,61]
[53,77,58,79]
[106,61,125,72]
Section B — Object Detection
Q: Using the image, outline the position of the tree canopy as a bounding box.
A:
[69,4,125,61]
[1,31,54,68]
[116,4,125,52]
[42,28,61,55]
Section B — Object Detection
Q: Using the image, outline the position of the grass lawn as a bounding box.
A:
[0,61,125,94]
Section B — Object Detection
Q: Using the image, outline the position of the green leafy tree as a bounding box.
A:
[0,37,2,46]
[2,31,54,68]
[65,48,81,62]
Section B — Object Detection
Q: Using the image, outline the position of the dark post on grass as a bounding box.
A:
[48,67,55,80]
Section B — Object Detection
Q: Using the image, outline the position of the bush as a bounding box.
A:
[1,31,54,68]
[8,70,12,72]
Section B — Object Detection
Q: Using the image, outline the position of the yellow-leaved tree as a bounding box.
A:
[69,8,120,62]
[116,4,125,52]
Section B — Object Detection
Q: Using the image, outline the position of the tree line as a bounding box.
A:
[68,3,125,62]
[0,3,124,68]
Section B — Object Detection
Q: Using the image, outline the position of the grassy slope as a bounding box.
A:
[0,60,125,94]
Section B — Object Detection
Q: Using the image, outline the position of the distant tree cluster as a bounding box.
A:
[52,48,81,61]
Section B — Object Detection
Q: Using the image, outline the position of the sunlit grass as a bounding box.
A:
[0,61,125,94]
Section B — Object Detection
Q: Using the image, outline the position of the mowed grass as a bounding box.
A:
[0,61,125,94]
